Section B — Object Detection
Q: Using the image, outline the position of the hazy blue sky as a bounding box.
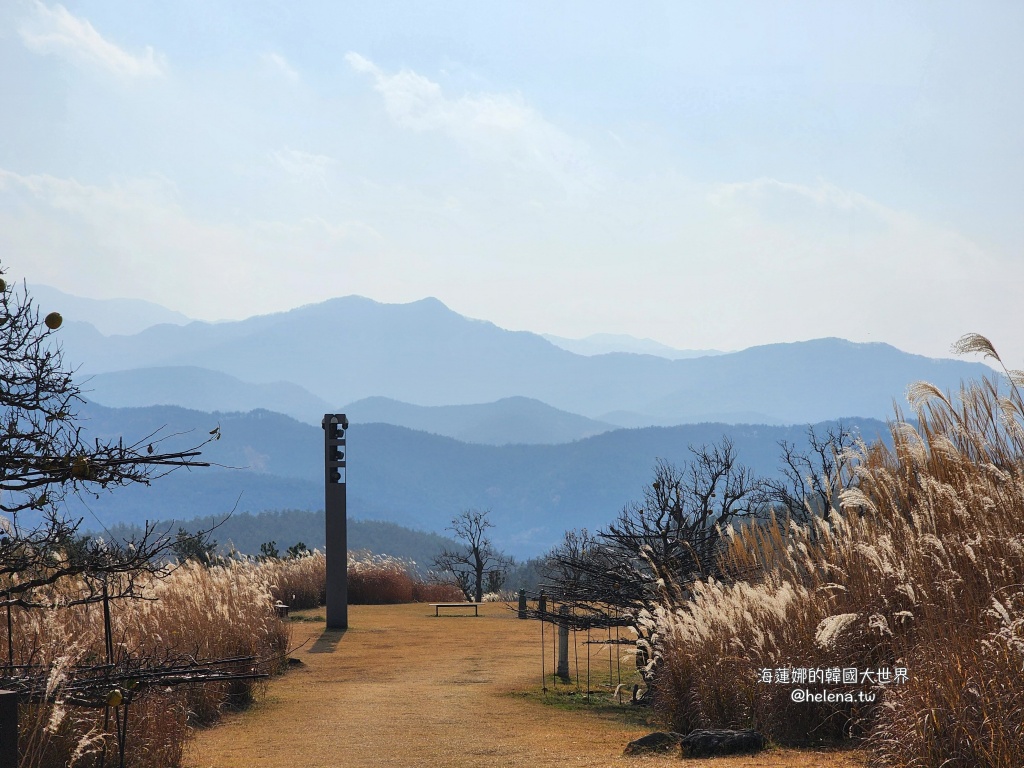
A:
[2,1,1022,363]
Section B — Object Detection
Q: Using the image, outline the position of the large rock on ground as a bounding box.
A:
[679,729,765,758]
[623,731,684,756]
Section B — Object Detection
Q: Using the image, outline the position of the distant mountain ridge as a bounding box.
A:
[30,283,192,336]
[52,294,995,432]
[543,332,725,359]
[64,400,894,557]
[341,396,616,444]
[103,513,461,565]
[84,372,619,443]
[33,287,1004,558]
[84,366,331,424]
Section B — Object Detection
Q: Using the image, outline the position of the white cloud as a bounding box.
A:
[344,52,597,194]
[705,176,988,281]
[271,148,336,187]
[0,167,390,322]
[19,1,165,78]
[709,178,890,217]
[676,174,1020,360]
[263,52,299,83]
[0,169,243,305]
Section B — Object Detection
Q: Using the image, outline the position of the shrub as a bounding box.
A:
[412,580,465,603]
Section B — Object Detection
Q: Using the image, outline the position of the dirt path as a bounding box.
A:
[186,603,867,768]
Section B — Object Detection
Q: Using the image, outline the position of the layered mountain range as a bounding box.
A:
[37,284,996,556]
[50,288,990,433]
[67,401,891,558]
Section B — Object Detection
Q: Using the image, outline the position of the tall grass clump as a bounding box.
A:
[347,552,416,603]
[262,550,462,606]
[347,551,460,604]
[650,335,1024,767]
[141,560,291,723]
[10,559,290,767]
[265,550,327,609]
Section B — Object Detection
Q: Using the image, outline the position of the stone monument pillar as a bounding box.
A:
[322,414,348,630]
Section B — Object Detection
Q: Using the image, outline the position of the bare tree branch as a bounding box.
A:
[432,509,513,602]
[545,437,767,619]
[759,423,858,524]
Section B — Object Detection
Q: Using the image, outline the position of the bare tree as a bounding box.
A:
[0,268,257,766]
[0,270,222,603]
[760,423,858,524]
[543,527,601,597]
[0,273,216,524]
[547,437,766,616]
[432,509,513,602]
[0,265,226,573]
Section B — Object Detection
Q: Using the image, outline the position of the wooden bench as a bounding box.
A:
[429,602,484,617]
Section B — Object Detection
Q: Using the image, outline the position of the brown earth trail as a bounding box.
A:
[186,603,866,768]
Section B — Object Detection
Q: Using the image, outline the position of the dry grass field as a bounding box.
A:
[185,603,867,768]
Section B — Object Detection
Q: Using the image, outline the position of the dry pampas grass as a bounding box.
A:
[649,335,1024,766]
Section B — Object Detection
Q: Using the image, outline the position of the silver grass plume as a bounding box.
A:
[952,332,1001,363]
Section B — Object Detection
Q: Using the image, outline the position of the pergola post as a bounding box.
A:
[322,414,348,630]
[557,605,571,681]
[0,690,16,766]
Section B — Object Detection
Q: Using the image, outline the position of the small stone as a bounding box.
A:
[623,731,683,756]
